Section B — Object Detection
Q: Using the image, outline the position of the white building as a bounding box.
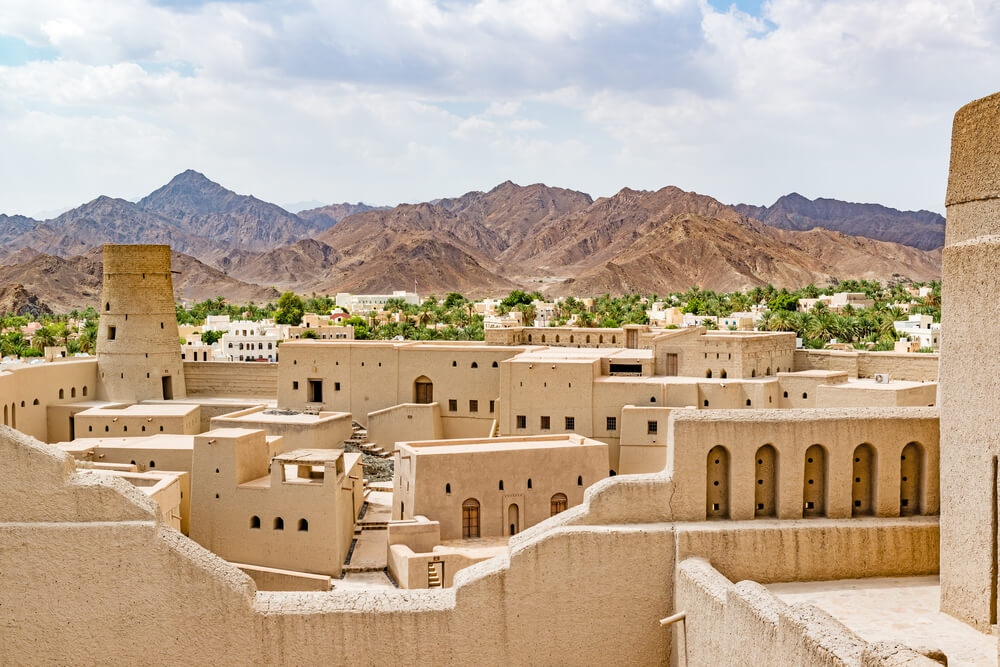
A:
[221,320,282,362]
[204,315,231,331]
[335,291,419,313]
[893,314,941,351]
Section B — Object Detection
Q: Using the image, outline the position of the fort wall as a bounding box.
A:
[794,349,939,382]
[183,361,278,397]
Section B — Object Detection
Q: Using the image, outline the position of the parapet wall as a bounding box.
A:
[794,349,939,382]
[675,557,938,666]
[183,361,278,397]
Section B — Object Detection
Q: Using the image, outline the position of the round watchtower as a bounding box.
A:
[96,244,187,402]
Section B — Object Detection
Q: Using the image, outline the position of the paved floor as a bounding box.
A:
[767,576,996,666]
[334,570,398,592]
[361,490,392,523]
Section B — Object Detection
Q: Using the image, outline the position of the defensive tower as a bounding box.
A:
[96,244,187,402]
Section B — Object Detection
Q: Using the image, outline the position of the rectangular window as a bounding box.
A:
[565,416,575,431]
[469,399,478,413]
[308,379,323,403]
[540,415,550,430]
[516,415,526,429]
[108,326,116,341]
[489,400,495,413]
[606,416,617,431]
[292,381,299,390]
[334,382,341,391]
[448,399,457,412]
[647,420,658,435]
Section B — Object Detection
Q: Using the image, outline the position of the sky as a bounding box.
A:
[0,0,997,218]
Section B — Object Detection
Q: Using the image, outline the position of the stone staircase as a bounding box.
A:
[345,421,392,459]
[427,561,443,588]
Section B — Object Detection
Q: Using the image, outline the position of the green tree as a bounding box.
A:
[344,316,370,340]
[300,329,319,339]
[501,290,533,308]
[768,292,799,312]
[200,329,223,345]
[443,292,466,309]
[274,292,304,326]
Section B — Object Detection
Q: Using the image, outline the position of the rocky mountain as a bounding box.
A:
[137,170,320,250]
[734,193,946,250]
[0,250,277,313]
[0,284,53,318]
[296,202,384,230]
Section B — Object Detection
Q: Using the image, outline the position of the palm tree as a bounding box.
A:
[416,310,433,329]
[515,303,536,326]
[78,322,98,354]
[31,325,57,352]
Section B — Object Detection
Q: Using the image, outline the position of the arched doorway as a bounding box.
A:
[550,493,567,516]
[508,503,519,535]
[803,444,827,517]
[414,376,433,404]
[755,444,777,517]
[706,445,730,519]
[900,442,923,516]
[462,498,480,538]
[852,443,876,516]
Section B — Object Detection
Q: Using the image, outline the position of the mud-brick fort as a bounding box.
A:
[2,91,1000,665]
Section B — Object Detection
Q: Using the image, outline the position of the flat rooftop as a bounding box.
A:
[76,404,198,417]
[507,347,652,362]
[55,434,197,451]
[399,433,603,455]
[273,448,345,464]
[767,576,993,665]
[214,408,349,424]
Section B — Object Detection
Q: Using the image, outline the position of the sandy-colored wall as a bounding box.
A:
[388,543,494,589]
[675,557,939,667]
[367,402,443,450]
[0,359,98,442]
[184,361,278,397]
[235,563,332,591]
[210,408,352,452]
[939,90,1000,629]
[794,349,939,382]
[668,407,940,522]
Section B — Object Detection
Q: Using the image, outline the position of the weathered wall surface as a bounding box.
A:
[794,349,939,382]
[0,358,98,442]
[184,361,278,397]
[675,557,938,666]
[939,90,1000,629]
[367,401,442,450]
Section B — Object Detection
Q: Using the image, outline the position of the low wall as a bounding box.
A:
[183,361,278,398]
[675,557,939,666]
[235,563,331,592]
[794,349,939,382]
[368,402,442,451]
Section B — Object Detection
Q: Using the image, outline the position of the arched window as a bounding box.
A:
[471,361,478,368]
[274,517,284,530]
[852,443,876,517]
[900,442,924,516]
[802,392,808,399]
[82,386,88,397]
[527,478,532,489]
[445,483,451,495]
[650,396,656,403]
[508,503,519,535]
[746,399,752,406]
[704,400,709,407]
[71,387,76,398]
[105,302,110,311]
[550,493,568,516]
[706,370,713,378]
[555,335,560,343]
[148,460,155,468]
[452,360,457,367]
[577,475,583,486]
[32,398,38,405]
[609,469,617,476]
[250,516,261,529]
[19,400,23,408]
[720,369,727,379]
[706,445,730,519]
[755,445,777,517]
[766,367,771,376]
[751,369,756,378]
[541,335,546,343]
[492,361,498,368]
[599,335,603,344]
[612,336,616,344]
[298,518,309,532]
[462,498,480,538]
[803,444,827,517]
[783,391,788,398]
[58,389,64,399]
[586,335,590,343]
[498,480,504,491]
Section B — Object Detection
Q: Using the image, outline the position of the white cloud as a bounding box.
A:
[0,0,997,216]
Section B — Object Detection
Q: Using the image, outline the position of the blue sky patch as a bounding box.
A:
[0,35,58,66]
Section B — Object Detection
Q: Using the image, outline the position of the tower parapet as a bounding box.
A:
[96,244,187,402]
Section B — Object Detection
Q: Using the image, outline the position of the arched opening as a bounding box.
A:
[766,367,771,376]
[721,369,727,379]
[555,335,560,343]
[491,361,498,368]
[527,478,532,489]
[32,399,38,405]
[149,460,155,468]
[754,445,777,517]
[250,516,260,529]
[498,480,504,491]
[706,370,713,378]
[471,361,478,368]
[541,335,546,343]
[3,404,7,425]
[751,369,756,378]
[704,400,709,407]
[462,498,480,538]
[599,335,603,344]
[550,493,567,516]
[706,445,730,519]
[58,389,64,399]
[414,376,433,404]
[274,517,284,530]
[508,503,519,535]
[577,475,583,486]
[445,483,451,495]
[105,302,110,311]
[82,386,87,396]
[900,442,924,516]
[71,387,76,398]
[803,444,827,517]
[298,518,309,531]
[852,443,876,516]
[746,399,752,406]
